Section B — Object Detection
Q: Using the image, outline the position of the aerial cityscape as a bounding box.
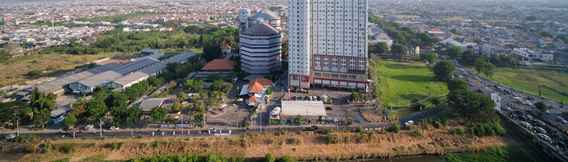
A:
[0,0,568,161]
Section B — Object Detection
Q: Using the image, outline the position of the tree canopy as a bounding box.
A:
[433,61,456,82]
[448,89,497,122]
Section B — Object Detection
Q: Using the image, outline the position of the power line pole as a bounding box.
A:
[16,118,20,137]
[99,119,103,138]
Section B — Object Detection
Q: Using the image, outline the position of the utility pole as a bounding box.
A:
[99,119,103,138]
[16,118,20,137]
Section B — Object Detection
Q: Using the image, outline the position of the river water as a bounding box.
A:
[365,156,445,162]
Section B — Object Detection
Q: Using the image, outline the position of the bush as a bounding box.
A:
[324,133,340,144]
[286,138,301,145]
[449,127,466,135]
[38,143,53,153]
[14,134,39,143]
[58,143,74,154]
[468,121,506,137]
[277,156,296,162]
[411,129,424,137]
[386,123,401,133]
[105,143,122,150]
[265,153,276,162]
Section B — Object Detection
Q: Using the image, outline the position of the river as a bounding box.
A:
[365,156,445,162]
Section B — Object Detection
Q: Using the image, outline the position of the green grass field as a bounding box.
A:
[371,59,449,107]
[489,67,568,103]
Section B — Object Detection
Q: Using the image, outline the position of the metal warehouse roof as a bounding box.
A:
[139,62,166,75]
[281,100,327,117]
[114,57,160,75]
[113,72,149,86]
[161,52,196,64]
[78,71,123,88]
[36,63,121,94]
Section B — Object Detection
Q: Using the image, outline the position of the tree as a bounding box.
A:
[32,108,50,128]
[30,89,56,111]
[203,41,222,61]
[474,58,496,77]
[433,61,456,82]
[447,46,463,59]
[489,54,518,68]
[176,92,189,102]
[391,44,405,56]
[386,123,400,133]
[28,89,56,128]
[460,49,478,66]
[417,32,435,47]
[369,42,389,55]
[421,52,438,64]
[0,102,30,128]
[126,107,142,128]
[150,107,167,123]
[86,99,108,123]
[535,102,550,112]
[107,92,129,126]
[64,113,78,129]
[193,113,205,127]
[185,79,204,92]
[448,79,469,92]
[281,40,289,60]
[211,79,225,91]
[448,90,496,121]
[562,35,568,44]
[207,91,225,107]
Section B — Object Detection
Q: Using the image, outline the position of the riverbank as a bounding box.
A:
[0,127,506,162]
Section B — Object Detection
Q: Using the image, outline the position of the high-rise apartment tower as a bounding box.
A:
[288,0,369,91]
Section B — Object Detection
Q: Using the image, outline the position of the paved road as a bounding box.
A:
[1,124,390,140]
[454,60,568,161]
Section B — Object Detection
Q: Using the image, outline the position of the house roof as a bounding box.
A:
[251,78,273,86]
[202,59,235,71]
[281,100,327,116]
[242,22,279,37]
[139,98,167,112]
[248,81,265,94]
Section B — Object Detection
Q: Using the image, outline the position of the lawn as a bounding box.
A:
[488,67,568,103]
[371,59,449,107]
[0,53,111,87]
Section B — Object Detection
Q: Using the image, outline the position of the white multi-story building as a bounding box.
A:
[240,22,282,74]
[513,48,554,62]
[288,0,369,91]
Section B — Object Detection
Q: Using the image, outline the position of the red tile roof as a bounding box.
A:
[248,81,265,94]
[248,95,257,104]
[250,78,273,86]
[202,59,235,71]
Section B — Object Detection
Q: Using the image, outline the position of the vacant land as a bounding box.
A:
[0,53,111,87]
[489,67,568,102]
[371,59,449,107]
[1,128,505,162]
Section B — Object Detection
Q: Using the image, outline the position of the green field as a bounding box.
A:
[371,60,449,107]
[489,67,568,103]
